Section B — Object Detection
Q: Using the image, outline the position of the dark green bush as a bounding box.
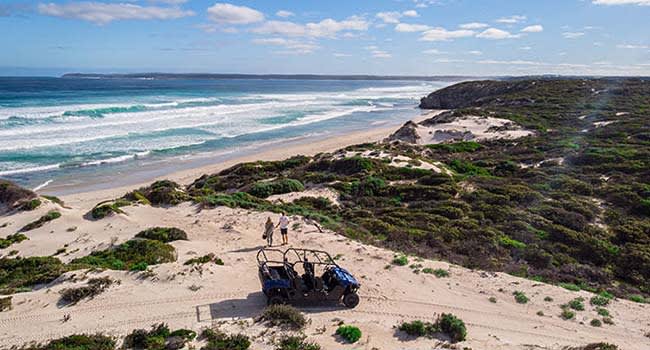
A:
[90,200,129,219]
[20,211,61,232]
[184,253,224,266]
[428,141,482,153]
[261,304,306,329]
[275,336,321,350]
[0,256,67,293]
[0,233,28,249]
[0,296,11,311]
[392,255,408,266]
[129,180,189,206]
[438,313,467,342]
[513,291,529,304]
[18,198,41,211]
[0,180,36,213]
[135,227,188,242]
[71,239,175,271]
[249,178,304,198]
[336,325,362,343]
[200,329,250,350]
[19,334,115,350]
[60,277,114,304]
[590,295,610,306]
[398,320,427,336]
[569,297,585,311]
[123,323,194,350]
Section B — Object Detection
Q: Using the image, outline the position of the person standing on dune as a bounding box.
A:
[277,212,290,245]
[264,217,274,247]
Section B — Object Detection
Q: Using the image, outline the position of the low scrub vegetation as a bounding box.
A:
[513,291,529,304]
[123,323,196,350]
[398,313,467,343]
[135,227,188,242]
[567,343,618,350]
[184,253,224,266]
[124,180,189,206]
[59,277,115,305]
[17,334,115,350]
[18,198,41,211]
[200,328,250,350]
[0,233,28,249]
[260,304,306,329]
[71,239,176,271]
[248,178,305,198]
[0,256,67,294]
[0,296,11,311]
[336,325,362,343]
[0,179,37,214]
[20,211,61,232]
[275,336,321,350]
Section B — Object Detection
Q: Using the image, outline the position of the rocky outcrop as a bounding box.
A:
[386,121,420,143]
[419,80,538,109]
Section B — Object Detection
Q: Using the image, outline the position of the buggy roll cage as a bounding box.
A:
[256,247,339,268]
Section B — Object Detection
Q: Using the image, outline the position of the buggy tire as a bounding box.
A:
[343,292,360,308]
[267,295,286,306]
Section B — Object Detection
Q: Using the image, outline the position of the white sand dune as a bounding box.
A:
[1,123,648,350]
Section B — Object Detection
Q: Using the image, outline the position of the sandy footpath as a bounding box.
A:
[1,112,649,349]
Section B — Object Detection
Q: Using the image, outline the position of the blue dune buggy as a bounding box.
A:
[257,248,360,308]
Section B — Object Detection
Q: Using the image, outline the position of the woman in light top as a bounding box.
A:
[264,217,274,247]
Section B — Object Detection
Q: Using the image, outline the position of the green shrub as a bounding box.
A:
[275,335,321,350]
[18,198,41,211]
[590,295,610,306]
[499,236,527,249]
[628,294,647,303]
[20,211,61,232]
[590,319,602,327]
[20,334,115,350]
[60,277,114,304]
[249,178,304,198]
[513,291,529,304]
[438,313,467,343]
[128,180,189,206]
[448,159,491,177]
[560,283,581,292]
[261,304,306,329]
[392,255,408,266]
[0,296,11,311]
[90,199,130,219]
[336,325,362,343]
[596,307,610,317]
[569,297,585,311]
[135,227,188,242]
[561,309,575,320]
[0,233,28,249]
[0,180,37,212]
[398,320,427,336]
[200,329,250,350]
[489,296,497,303]
[123,323,194,350]
[598,291,614,299]
[428,141,482,153]
[71,239,175,271]
[185,253,223,266]
[567,343,618,350]
[0,256,67,293]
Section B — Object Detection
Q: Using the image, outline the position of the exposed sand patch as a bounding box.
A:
[267,187,340,206]
[336,150,451,174]
[416,116,534,145]
[1,199,649,349]
[594,121,616,128]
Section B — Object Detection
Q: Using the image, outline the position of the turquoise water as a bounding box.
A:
[0,77,448,192]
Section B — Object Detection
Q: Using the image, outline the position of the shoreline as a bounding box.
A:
[52,122,409,208]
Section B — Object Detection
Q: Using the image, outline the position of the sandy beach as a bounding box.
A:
[1,111,648,350]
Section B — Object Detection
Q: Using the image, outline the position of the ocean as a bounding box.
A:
[0,77,448,194]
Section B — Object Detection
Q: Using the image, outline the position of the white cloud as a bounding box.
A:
[395,23,430,32]
[521,25,543,33]
[276,10,294,18]
[563,32,585,39]
[496,15,526,24]
[376,10,419,24]
[376,11,401,24]
[423,48,445,54]
[459,22,488,29]
[207,3,264,25]
[476,28,519,39]
[420,27,475,41]
[372,50,392,58]
[252,16,368,38]
[333,53,352,57]
[403,10,419,17]
[520,46,532,50]
[592,0,650,5]
[468,50,483,55]
[617,44,649,49]
[37,1,194,25]
[252,37,318,54]
[433,58,465,63]
[149,0,188,4]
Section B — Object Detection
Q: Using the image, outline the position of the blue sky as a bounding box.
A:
[1,0,649,76]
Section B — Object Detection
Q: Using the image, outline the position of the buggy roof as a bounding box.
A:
[257,247,337,267]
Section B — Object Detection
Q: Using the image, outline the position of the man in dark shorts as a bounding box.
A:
[277,212,290,245]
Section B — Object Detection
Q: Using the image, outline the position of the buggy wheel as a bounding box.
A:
[343,292,360,308]
[267,294,286,306]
